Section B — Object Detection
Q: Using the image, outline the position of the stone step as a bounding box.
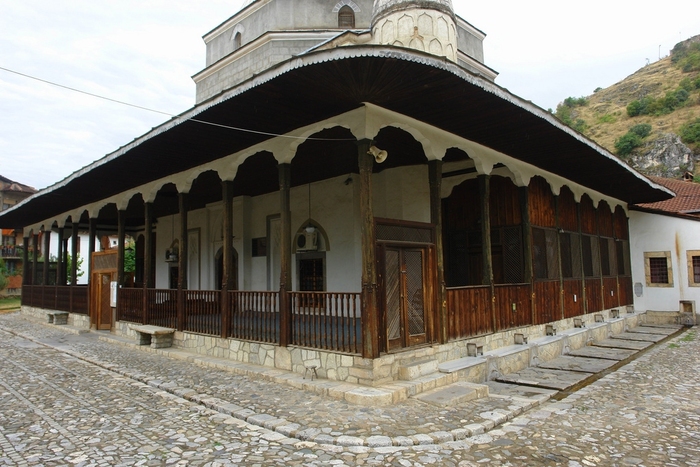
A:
[438,356,486,374]
[398,358,438,381]
[414,381,489,407]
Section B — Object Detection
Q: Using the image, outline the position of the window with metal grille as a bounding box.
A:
[533,228,559,280]
[600,238,610,276]
[616,240,626,275]
[649,257,669,284]
[338,6,355,28]
[493,226,524,284]
[687,251,700,287]
[582,235,594,277]
[694,256,700,283]
[299,257,324,291]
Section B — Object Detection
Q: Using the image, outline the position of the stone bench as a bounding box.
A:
[47,311,69,325]
[129,325,175,349]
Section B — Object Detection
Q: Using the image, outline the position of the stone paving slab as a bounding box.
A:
[485,381,557,403]
[610,332,667,342]
[413,381,487,407]
[536,355,618,373]
[567,346,637,360]
[592,338,653,350]
[630,325,681,335]
[495,367,591,390]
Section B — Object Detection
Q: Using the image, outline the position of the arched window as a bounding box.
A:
[338,6,355,28]
[233,32,242,50]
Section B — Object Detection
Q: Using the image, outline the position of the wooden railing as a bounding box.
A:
[290,292,361,354]
[229,291,279,343]
[446,285,492,339]
[22,284,89,315]
[117,288,144,323]
[184,290,221,335]
[147,289,178,328]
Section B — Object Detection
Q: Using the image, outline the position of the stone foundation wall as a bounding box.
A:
[110,307,649,386]
[20,305,90,330]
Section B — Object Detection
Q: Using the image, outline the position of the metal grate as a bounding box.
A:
[600,238,611,276]
[376,223,432,244]
[385,249,401,341]
[503,227,524,283]
[694,256,700,283]
[608,238,618,276]
[534,228,560,280]
[649,257,669,284]
[405,250,425,336]
[93,253,117,271]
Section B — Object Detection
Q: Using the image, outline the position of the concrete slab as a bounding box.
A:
[567,346,636,361]
[486,381,557,403]
[537,355,617,373]
[495,367,591,390]
[593,338,652,350]
[414,381,488,407]
[610,332,666,343]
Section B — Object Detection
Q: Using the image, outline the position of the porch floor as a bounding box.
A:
[1,310,686,447]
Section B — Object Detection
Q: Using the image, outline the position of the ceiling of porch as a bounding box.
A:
[0,46,672,230]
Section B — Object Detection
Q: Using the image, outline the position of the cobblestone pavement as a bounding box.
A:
[1,312,699,466]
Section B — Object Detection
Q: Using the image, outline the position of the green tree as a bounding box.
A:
[66,253,84,283]
[680,118,700,146]
[629,123,652,138]
[615,133,643,156]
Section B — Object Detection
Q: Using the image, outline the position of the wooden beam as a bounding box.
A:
[57,227,65,286]
[117,210,126,288]
[358,139,379,359]
[32,234,38,286]
[22,236,29,287]
[478,175,495,333]
[42,230,50,286]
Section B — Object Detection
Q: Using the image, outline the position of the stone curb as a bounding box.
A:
[0,321,536,448]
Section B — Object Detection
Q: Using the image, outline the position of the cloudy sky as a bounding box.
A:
[1,0,697,190]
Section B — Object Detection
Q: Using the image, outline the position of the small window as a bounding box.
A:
[687,250,700,287]
[644,251,673,287]
[233,32,242,50]
[338,6,355,28]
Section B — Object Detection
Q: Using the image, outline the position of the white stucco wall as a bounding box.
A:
[151,166,430,293]
[47,232,90,285]
[629,210,700,312]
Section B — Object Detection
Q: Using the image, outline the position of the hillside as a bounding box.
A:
[554,35,700,178]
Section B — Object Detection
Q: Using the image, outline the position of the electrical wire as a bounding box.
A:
[0,65,356,141]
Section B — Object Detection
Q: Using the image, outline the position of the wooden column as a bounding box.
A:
[70,222,79,313]
[429,160,447,344]
[177,193,189,331]
[554,195,565,320]
[143,202,154,324]
[478,175,496,332]
[117,210,126,287]
[519,186,535,323]
[32,234,38,286]
[71,223,79,286]
[57,227,65,286]
[358,139,379,359]
[278,164,292,347]
[42,230,50,286]
[22,236,29,287]
[576,202,588,311]
[221,180,235,339]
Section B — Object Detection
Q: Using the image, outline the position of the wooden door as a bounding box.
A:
[384,247,428,351]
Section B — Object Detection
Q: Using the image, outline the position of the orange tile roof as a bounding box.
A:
[634,176,700,217]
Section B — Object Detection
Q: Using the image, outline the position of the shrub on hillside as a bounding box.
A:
[680,118,700,145]
[615,123,654,156]
[629,123,652,138]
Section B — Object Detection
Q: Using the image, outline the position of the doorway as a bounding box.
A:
[383,246,428,351]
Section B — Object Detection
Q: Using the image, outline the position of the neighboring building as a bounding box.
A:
[0,1,673,383]
[629,176,700,324]
[0,175,37,295]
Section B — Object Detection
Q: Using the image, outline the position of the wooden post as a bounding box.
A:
[278,164,292,347]
[32,234,38,286]
[143,202,153,324]
[57,227,65,286]
[554,195,565,320]
[117,210,126,287]
[519,186,535,324]
[221,180,235,339]
[429,160,447,344]
[577,202,588,312]
[42,229,50,286]
[358,139,379,359]
[177,193,189,331]
[22,236,29,287]
[478,175,495,332]
[70,222,79,313]
[71,223,79,286]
